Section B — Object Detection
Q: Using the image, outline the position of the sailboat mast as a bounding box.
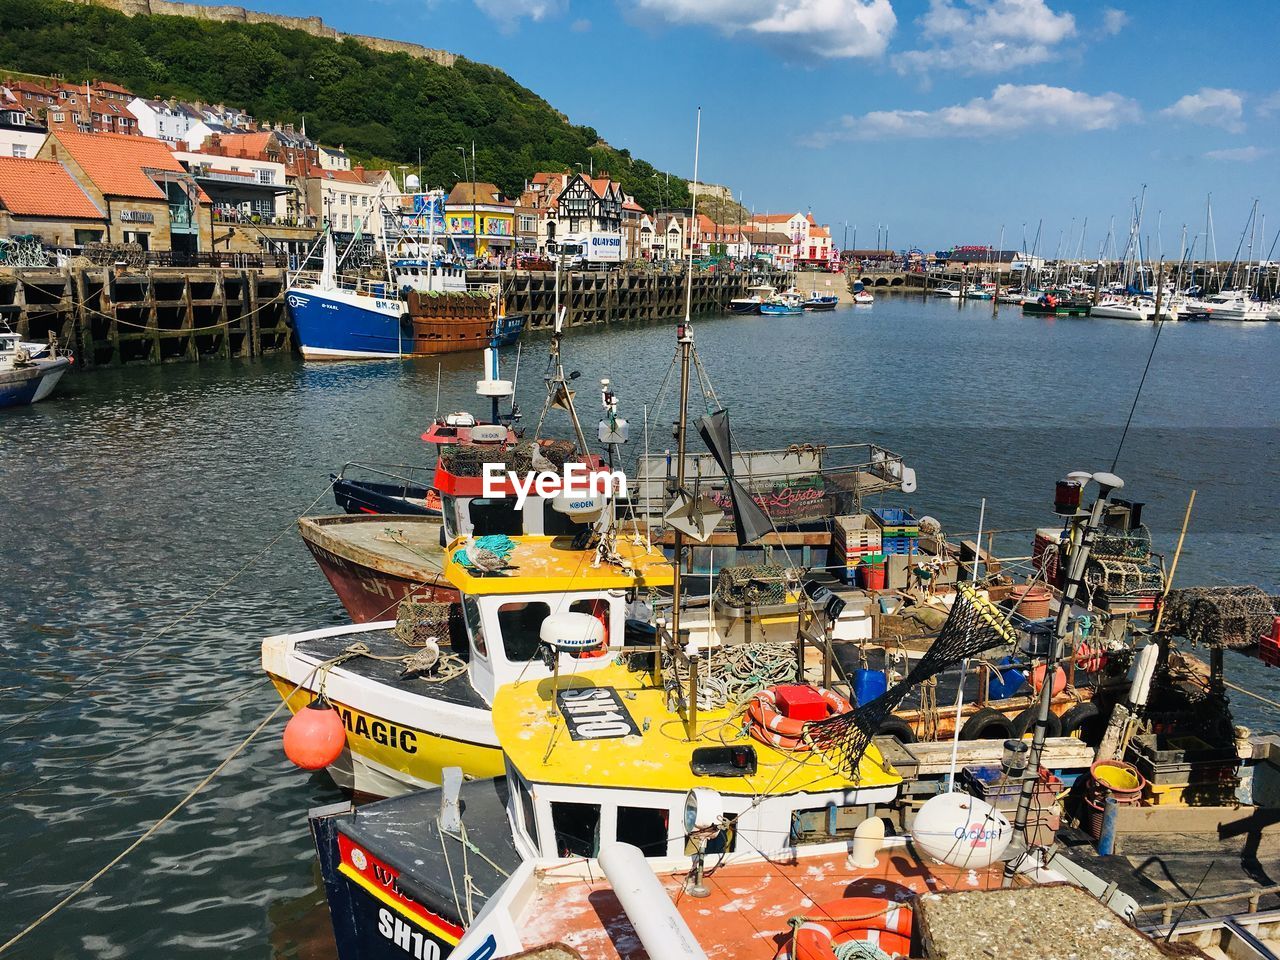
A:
[668,107,700,731]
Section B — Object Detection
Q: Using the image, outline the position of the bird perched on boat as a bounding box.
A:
[463,536,517,574]
[399,640,440,680]
[529,442,557,473]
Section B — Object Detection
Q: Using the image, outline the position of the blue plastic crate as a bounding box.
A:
[880,536,919,555]
[870,507,919,526]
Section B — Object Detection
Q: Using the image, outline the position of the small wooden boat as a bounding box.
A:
[802,294,839,310]
[0,330,71,408]
[298,514,454,623]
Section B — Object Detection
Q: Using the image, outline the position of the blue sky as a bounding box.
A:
[259,0,1276,251]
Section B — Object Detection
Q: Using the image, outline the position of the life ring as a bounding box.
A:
[775,897,913,960]
[748,687,852,750]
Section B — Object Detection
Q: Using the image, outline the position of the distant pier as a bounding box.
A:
[0,265,788,367]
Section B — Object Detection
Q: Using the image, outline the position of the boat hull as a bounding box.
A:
[1022,302,1091,316]
[332,475,442,517]
[287,287,506,359]
[759,304,804,316]
[727,301,760,314]
[299,515,457,623]
[0,356,70,408]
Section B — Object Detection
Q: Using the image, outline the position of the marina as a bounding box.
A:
[1,3,1278,955]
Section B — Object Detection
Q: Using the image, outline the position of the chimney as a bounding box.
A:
[354,164,365,178]
[284,122,294,134]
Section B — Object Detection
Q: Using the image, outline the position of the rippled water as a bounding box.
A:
[1,297,1277,957]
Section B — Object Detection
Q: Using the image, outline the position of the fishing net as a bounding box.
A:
[1161,586,1280,648]
[716,564,789,607]
[394,599,453,647]
[804,582,1017,775]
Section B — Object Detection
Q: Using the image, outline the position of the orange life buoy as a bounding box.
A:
[572,598,610,659]
[747,686,851,751]
[776,897,913,960]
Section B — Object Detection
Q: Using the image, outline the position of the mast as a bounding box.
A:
[668,107,700,737]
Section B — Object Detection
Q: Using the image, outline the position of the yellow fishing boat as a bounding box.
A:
[262,532,674,796]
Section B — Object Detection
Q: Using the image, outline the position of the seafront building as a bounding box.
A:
[0,74,834,263]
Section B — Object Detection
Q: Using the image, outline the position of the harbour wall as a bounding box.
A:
[0,266,788,368]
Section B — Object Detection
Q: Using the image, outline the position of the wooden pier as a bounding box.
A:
[0,265,787,366]
[0,266,290,367]
[475,267,790,331]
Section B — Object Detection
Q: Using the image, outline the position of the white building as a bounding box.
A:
[173,148,290,221]
[319,146,351,172]
[127,98,200,144]
[304,167,387,237]
[0,104,45,159]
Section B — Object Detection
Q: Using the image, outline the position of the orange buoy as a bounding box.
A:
[283,698,346,770]
[1076,642,1107,672]
[1030,664,1067,696]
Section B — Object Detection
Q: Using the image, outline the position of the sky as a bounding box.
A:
[255,0,1276,252]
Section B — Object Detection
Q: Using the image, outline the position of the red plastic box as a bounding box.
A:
[773,685,829,722]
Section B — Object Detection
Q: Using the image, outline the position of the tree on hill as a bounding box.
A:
[0,0,690,210]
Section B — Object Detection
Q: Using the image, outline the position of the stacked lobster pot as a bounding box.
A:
[1083,501,1164,615]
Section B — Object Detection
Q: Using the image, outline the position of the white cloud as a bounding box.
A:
[1257,91,1280,117]
[1101,7,1128,34]
[570,17,591,31]
[894,0,1076,75]
[473,0,565,30]
[1160,88,1245,132]
[634,0,897,59]
[1205,146,1269,162]
[807,83,1140,144]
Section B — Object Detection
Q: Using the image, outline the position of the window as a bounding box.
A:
[340,213,348,230]
[551,802,599,858]
[11,145,26,159]
[123,231,150,250]
[496,601,549,662]
[790,804,873,845]
[468,498,521,537]
[74,229,103,245]
[616,806,669,857]
[462,596,487,657]
[514,776,539,851]
[257,169,274,185]
[519,215,535,233]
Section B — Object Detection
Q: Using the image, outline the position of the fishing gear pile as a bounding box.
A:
[1161,586,1280,648]
[803,582,1017,775]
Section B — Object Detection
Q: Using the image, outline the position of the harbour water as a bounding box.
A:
[1,296,1278,958]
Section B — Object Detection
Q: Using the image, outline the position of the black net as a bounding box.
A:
[1161,586,1280,649]
[803,582,1018,775]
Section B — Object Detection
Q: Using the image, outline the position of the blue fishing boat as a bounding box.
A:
[0,330,71,408]
[727,283,776,314]
[288,191,523,360]
[759,292,805,316]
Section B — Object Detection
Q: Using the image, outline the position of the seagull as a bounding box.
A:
[399,640,440,680]
[464,538,515,574]
[530,443,557,473]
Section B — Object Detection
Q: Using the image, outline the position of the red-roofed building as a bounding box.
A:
[38,129,211,252]
[748,211,833,267]
[0,155,107,246]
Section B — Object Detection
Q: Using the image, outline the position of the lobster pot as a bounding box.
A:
[833,515,881,577]
[1031,527,1063,586]
[871,507,919,556]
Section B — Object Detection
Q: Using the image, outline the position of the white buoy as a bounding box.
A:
[599,844,709,960]
[911,792,1011,868]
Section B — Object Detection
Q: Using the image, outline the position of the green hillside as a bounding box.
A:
[0,0,689,210]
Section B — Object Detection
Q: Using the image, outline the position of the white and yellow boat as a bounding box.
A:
[261,532,674,796]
